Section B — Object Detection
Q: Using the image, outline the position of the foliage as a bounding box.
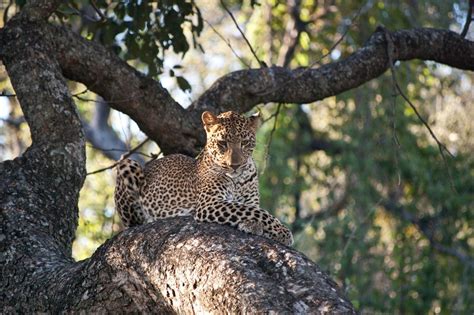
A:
[62,0,203,88]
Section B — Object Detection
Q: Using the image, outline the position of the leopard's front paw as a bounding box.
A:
[238,220,264,236]
[266,226,294,246]
[278,229,294,246]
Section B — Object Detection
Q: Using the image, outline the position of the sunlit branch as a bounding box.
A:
[15,20,474,156]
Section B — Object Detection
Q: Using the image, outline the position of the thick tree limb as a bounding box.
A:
[0,17,86,248]
[43,23,202,156]
[11,22,471,155]
[191,28,474,114]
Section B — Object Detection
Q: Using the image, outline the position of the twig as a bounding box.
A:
[204,18,251,68]
[261,105,282,124]
[460,0,474,38]
[306,1,367,68]
[73,95,101,103]
[260,103,283,175]
[390,91,402,186]
[87,137,150,175]
[266,103,283,150]
[90,0,107,23]
[86,144,153,158]
[382,27,457,193]
[220,0,265,67]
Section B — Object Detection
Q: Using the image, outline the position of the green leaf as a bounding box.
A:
[176,76,192,92]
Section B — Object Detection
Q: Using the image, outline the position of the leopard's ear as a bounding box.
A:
[248,112,262,131]
[202,111,219,132]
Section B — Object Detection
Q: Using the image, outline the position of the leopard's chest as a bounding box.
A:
[222,165,258,204]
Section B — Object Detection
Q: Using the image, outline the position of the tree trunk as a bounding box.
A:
[0,1,356,313]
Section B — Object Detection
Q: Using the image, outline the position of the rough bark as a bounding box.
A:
[0,1,356,313]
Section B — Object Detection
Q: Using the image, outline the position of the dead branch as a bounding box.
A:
[86,137,150,175]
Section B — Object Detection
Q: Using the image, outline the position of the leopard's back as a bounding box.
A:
[140,154,197,220]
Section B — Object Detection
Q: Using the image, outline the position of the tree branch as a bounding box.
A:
[86,137,150,176]
[0,216,356,312]
[14,22,472,157]
[40,23,203,155]
[191,28,474,114]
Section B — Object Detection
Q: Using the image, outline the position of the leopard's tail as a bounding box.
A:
[114,158,146,227]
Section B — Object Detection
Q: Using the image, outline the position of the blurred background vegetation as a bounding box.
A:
[0,0,473,313]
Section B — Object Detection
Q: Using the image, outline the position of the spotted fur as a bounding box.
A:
[114,111,294,246]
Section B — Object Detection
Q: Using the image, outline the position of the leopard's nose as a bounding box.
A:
[231,164,240,171]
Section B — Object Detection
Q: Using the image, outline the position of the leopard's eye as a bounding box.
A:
[241,140,251,147]
[217,140,227,150]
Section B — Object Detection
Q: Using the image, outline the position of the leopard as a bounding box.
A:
[114,111,294,246]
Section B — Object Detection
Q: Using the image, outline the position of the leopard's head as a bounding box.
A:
[202,111,261,174]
